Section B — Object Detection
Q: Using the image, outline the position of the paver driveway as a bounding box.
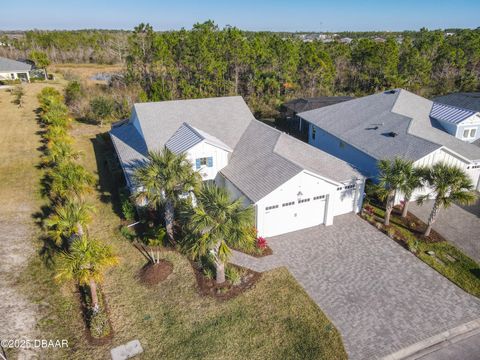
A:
[409,198,480,263]
[232,214,480,360]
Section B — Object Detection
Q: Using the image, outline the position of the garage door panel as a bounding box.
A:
[262,198,326,237]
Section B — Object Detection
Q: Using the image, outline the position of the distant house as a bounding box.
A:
[280,96,353,135]
[110,96,365,238]
[0,57,33,82]
[298,89,480,194]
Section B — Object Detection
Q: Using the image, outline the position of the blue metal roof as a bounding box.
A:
[430,102,476,124]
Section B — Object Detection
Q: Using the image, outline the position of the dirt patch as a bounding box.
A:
[191,262,261,301]
[138,261,173,286]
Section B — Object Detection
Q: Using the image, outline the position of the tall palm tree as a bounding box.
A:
[55,236,119,312]
[44,200,95,246]
[376,158,408,225]
[417,162,476,236]
[48,161,95,201]
[187,183,254,284]
[133,148,201,243]
[398,163,425,218]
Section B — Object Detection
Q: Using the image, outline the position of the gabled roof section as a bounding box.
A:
[430,102,476,125]
[221,120,362,203]
[132,96,254,151]
[299,89,480,162]
[0,56,32,71]
[109,122,148,187]
[434,92,480,113]
[165,122,233,154]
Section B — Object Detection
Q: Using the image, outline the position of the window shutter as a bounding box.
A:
[207,157,213,167]
[195,158,201,169]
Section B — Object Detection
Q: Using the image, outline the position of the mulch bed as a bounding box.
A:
[138,260,173,286]
[233,245,273,258]
[76,286,114,346]
[191,262,261,301]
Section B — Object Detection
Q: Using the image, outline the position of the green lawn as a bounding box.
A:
[366,203,480,298]
[15,96,347,360]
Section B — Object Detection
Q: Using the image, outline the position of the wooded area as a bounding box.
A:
[2,22,479,116]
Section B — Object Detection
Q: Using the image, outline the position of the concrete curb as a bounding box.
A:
[382,318,480,360]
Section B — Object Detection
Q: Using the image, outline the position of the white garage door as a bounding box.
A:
[262,195,327,237]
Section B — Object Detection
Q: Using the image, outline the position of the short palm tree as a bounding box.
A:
[44,200,95,246]
[133,148,201,243]
[398,163,425,217]
[43,141,81,167]
[417,162,476,236]
[48,161,95,201]
[187,183,255,284]
[44,125,69,144]
[376,158,408,225]
[55,236,119,312]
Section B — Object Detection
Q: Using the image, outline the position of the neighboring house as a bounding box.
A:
[280,96,353,135]
[0,57,33,82]
[433,92,480,144]
[298,89,480,196]
[110,96,365,238]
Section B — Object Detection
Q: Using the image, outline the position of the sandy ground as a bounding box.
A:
[0,82,60,359]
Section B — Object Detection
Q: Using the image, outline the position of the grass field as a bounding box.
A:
[2,79,347,360]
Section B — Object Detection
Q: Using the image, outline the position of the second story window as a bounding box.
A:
[196,157,213,169]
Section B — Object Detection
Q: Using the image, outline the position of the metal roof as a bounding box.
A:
[430,102,476,124]
[0,57,32,72]
[434,92,480,113]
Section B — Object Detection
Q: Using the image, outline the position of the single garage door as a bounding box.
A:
[262,195,327,237]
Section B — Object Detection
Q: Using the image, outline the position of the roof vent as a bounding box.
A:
[385,89,397,94]
[387,131,398,137]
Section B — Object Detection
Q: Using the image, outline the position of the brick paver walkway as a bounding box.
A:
[231,214,480,360]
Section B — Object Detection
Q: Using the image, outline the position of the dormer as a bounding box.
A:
[430,102,480,143]
[165,122,233,181]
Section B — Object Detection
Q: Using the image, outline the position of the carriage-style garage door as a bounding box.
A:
[262,195,327,237]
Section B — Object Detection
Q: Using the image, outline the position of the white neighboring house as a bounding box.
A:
[430,102,480,143]
[0,57,33,82]
[110,96,365,238]
[298,89,480,197]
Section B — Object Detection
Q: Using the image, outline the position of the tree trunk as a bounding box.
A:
[401,196,410,218]
[215,260,226,284]
[164,199,175,244]
[384,192,395,226]
[424,200,441,237]
[89,279,99,313]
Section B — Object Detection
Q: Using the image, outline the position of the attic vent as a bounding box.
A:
[387,131,398,137]
[385,89,397,94]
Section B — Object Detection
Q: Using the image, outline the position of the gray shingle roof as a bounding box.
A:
[282,96,353,114]
[430,102,476,124]
[0,57,32,72]
[434,92,480,113]
[221,120,362,202]
[133,96,254,151]
[299,89,480,162]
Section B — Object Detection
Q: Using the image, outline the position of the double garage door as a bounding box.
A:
[262,196,327,237]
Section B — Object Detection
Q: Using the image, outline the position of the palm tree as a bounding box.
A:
[376,158,408,226]
[44,200,95,246]
[48,161,95,201]
[398,163,425,218]
[187,183,254,284]
[133,148,201,243]
[417,162,476,236]
[43,141,81,167]
[55,236,119,312]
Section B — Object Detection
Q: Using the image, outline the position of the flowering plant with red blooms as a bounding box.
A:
[256,236,267,249]
[363,205,374,215]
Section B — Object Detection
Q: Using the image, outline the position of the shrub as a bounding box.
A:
[386,227,395,238]
[120,190,136,221]
[65,80,83,106]
[120,225,136,241]
[89,309,111,338]
[38,87,63,110]
[226,266,241,286]
[203,267,215,280]
[256,236,267,249]
[11,85,25,107]
[90,96,115,125]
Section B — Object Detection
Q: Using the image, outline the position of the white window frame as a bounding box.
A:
[463,127,477,139]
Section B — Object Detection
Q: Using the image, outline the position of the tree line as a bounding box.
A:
[3,23,480,116]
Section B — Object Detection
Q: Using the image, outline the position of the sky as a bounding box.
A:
[1,0,479,32]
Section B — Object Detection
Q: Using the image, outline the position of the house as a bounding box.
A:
[298,89,480,195]
[110,96,365,238]
[0,57,33,82]
[433,92,480,145]
[429,102,480,143]
[280,96,353,135]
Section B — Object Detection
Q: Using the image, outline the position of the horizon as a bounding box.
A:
[2,0,479,32]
